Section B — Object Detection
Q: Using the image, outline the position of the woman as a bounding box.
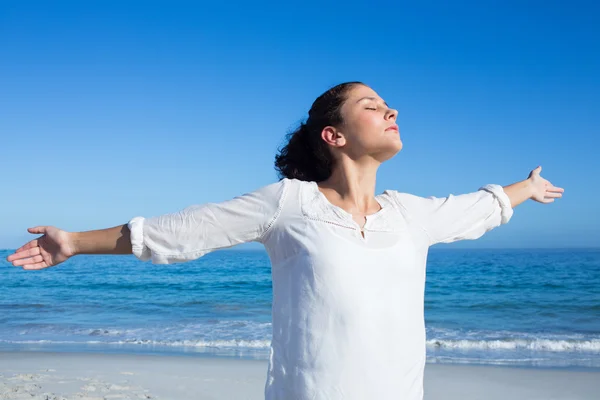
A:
[7,82,564,399]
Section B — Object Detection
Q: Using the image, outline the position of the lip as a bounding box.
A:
[385,124,399,132]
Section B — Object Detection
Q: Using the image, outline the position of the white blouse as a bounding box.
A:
[128,178,513,400]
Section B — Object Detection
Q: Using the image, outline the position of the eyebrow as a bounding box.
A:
[356,96,389,108]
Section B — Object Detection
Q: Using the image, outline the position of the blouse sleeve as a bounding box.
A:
[386,184,514,246]
[127,178,288,264]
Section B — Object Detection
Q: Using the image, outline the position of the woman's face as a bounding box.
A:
[327,84,401,162]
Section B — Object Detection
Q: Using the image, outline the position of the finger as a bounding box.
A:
[548,186,565,193]
[28,226,48,235]
[7,247,41,262]
[13,239,39,255]
[13,255,44,267]
[545,192,563,198]
[542,198,555,204]
[22,261,49,270]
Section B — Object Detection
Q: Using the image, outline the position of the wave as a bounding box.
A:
[426,338,600,352]
[0,338,272,349]
[2,337,599,353]
[4,321,600,355]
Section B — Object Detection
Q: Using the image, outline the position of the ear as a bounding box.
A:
[321,126,346,147]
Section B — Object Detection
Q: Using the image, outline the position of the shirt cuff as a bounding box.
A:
[479,184,514,224]
[127,216,152,261]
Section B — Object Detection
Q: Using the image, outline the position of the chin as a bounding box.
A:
[376,144,402,162]
[390,138,403,153]
[395,138,403,151]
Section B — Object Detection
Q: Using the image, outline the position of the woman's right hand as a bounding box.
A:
[6,226,76,270]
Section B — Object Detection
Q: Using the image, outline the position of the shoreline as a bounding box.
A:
[2,342,598,371]
[1,351,599,399]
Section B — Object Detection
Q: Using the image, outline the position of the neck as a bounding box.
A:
[317,158,381,214]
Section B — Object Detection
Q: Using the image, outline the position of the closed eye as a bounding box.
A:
[365,107,377,110]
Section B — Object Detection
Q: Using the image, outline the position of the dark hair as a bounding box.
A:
[274,81,365,182]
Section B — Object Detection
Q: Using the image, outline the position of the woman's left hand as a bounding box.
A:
[528,166,564,203]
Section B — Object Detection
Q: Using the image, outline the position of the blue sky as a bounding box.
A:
[1,1,598,250]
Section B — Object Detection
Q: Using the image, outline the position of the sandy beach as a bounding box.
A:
[0,351,598,399]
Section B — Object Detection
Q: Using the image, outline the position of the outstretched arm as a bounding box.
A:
[7,179,288,270]
[388,166,564,246]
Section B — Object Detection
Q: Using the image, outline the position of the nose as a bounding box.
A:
[385,107,398,121]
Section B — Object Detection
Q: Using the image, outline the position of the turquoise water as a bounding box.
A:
[1,248,599,368]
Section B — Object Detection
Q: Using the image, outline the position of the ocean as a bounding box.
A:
[1,248,599,369]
